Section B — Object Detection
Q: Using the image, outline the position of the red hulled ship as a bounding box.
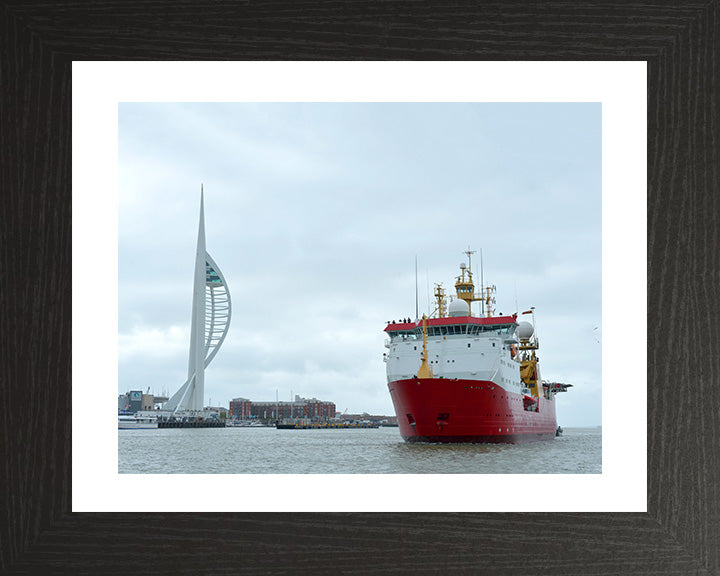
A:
[384,250,571,443]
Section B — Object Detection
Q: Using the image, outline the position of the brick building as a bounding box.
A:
[228,397,252,419]
[248,395,336,420]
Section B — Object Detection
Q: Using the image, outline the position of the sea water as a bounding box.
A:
[118,426,601,474]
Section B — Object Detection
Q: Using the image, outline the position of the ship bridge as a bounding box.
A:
[384,314,520,384]
[384,314,518,340]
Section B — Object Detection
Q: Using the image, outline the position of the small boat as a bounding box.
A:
[118,412,158,429]
[227,420,265,427]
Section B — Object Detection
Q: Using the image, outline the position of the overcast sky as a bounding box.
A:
[118,102,601,426]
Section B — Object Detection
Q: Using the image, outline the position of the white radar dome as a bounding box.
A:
[517,321,534,339]
[448,298,470,317]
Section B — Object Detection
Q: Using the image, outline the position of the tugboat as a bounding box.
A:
[384,250,571,443]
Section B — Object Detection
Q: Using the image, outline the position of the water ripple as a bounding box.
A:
[119,426,601,474]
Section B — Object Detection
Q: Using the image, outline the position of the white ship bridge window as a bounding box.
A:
[428,325,469,336]
[407,323,518,337]
[389,331,417,342]
[468,324,515,335]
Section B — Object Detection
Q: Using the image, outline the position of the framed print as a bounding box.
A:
[77,62,630,513]
[2,1,718,574]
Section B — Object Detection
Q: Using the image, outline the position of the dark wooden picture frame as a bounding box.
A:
[2,2,718,574]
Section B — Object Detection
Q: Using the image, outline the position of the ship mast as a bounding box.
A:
[480,248,484,316]
[415,255,419,320]
[475,248,496,318]
[433,283,447,318]
[518,308,541,397]
[483,284,497,318]
[416,315,434,379]
[454,248,481,316]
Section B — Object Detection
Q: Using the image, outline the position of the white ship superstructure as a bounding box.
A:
[385,318,525,394]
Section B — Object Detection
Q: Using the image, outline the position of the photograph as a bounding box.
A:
[117,102,602,474]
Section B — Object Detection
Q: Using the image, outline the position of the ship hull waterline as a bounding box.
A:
[388,377,557,444]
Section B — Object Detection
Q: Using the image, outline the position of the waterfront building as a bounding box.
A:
[118,391,169,413]
[249,396,336,420]
[229,398,252,419]
[118,390,143,413]
[204,406,228,418]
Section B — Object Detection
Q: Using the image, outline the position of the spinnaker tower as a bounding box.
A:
[164,188,231,415]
